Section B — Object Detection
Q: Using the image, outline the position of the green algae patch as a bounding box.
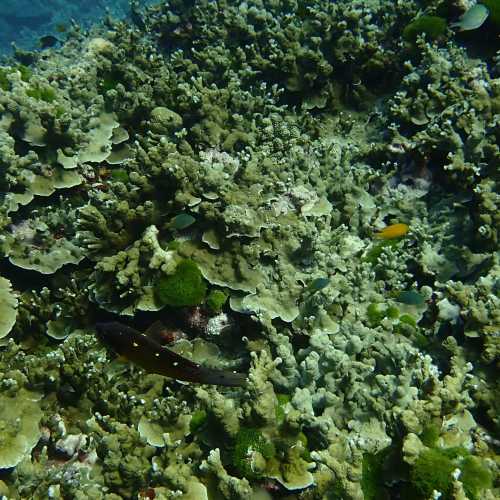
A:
[206,289,228,313]
[361,452,388,500]
[0,390,43,469]
[189,410,208,434]
[410,448,455,498]
[26,84,57,103]
[110,168,129,183]
[155,259,207,307]
[408,447,491,500]
[232,428,275,479]
[419,421,441,447]
[0,68,11,91]
[460,455,493,499]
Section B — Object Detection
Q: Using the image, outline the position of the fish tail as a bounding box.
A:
[197,366,247,387]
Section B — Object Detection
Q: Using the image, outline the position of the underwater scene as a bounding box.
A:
[0,0,499,499]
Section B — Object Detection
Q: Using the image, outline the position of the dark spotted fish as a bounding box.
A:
[95,321,247,387]
[38,35,60,49]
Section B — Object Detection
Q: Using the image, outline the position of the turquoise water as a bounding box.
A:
[0,0,155,55]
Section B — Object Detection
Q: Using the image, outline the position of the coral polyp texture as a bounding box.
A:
[0,0,498,499]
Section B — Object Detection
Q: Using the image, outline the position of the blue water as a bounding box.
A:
[0,0,155,56]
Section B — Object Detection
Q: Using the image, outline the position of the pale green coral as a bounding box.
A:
[89,225,176,315]
[0,276,17,340]
[0,390,43,469]
[4,206,84,274]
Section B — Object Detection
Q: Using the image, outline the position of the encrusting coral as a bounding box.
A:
[0,0,498,498]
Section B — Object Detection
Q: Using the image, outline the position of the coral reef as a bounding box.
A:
[0,0,498,498]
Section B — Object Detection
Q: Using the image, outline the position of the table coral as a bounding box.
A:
[0,276,17,340]
[0,389,43,469]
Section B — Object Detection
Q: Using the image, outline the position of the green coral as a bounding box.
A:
[206,289,228,313]
[0,390,43,469]
[155,259,207,307]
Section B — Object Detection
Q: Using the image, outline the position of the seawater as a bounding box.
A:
[0,0,155,55]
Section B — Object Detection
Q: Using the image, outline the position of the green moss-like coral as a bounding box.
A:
[206,289,228,313]
[155,259,207,307]
[461,455,493,499]
[410,447,493,500]
[232,428,275,479]
[410,448,456,498]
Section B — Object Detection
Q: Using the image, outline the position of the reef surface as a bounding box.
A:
[0,1,499,499]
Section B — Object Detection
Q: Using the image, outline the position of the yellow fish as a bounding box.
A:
[374,223,409,239]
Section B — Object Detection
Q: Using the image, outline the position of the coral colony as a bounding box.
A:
[0,1,498,499]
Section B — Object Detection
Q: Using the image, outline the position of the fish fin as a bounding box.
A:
[144,320,168,342]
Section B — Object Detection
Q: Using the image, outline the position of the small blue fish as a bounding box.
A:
[170,213,196,230]
[309,277,330,291]
[451,4,489,31]
[396,290,425,306]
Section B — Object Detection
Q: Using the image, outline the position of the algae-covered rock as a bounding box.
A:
[0,390,43,469]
